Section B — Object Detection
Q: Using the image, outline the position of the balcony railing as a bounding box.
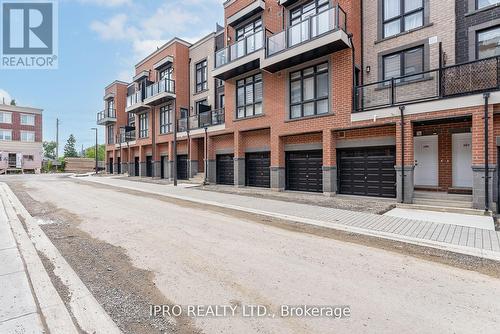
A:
[354,56,500,112]
[97,108,116,122]
[116,130,136,144]
[266,5,346,57]
[126,91,142,108]
[145,78,175,99]
[215,30,264,68]
[177,108,225,132]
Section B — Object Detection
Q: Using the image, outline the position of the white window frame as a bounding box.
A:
[20,114,35,126]
[20,131,35,142]
[0,129,12,141]
[0,112,12,124]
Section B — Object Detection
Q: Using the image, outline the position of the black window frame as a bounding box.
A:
[159,67,173,81]
[289,62,329,119]
[290,0,330,26]
[236,73,263,119]
[139,112,149,138]
[476,25,500,60]
[236,18,262,41]
[382,0,424,38]
[382,46,425,82]
[195,59,208,92]
[107,125,114,144]
[195,99,209,114]
[159,104,172,134]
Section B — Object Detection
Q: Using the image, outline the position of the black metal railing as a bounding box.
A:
[177,108,225,132]
[354,56,500,112]
[116,130,136,144]
[97,108,116,122]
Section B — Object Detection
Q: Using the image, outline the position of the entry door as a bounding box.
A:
[177,155,188,180]
[109,158,113,174]
[146,156,152,177]
[452,133,472,188]
[414,135,438,187]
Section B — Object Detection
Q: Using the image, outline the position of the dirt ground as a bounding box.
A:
[3,174,500,334]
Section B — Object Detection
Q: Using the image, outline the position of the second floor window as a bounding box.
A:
[237,73,263,119]
[477,0,500,9]
[290,63,329,119]
[477,26,500,59]
[20,114,35,126]
[0,112,12,124]
[107,125,114,144]
[0,129,12,141]
[383,46,424,82]
[160,104,172,134]
[383,0,424,38]
[20,131,35,142]
[139,113,148,138]
[195,60,208,92]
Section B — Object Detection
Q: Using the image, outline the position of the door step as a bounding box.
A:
[413,191,472,202]
[397,203,491,217]
[413,198,473,209]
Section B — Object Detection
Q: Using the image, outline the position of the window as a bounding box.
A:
[20,131,35,142]
[236,19,262,41]
[477,0,500,9]
[0,112,12,124]
[237,73,263,118]
[196,99,210,114]
[383,0,424,38]
[383,46,424,82]
[289,63,329,119]
[160,104,172,134]
[107,99,115,113]
[290,0,329,26]
[219,94,225,109]
[477,26,500,59]
[139,113,149,138]
[107,125,114,144]
[159,67,173,81]
[23,155,34,161]
[195,60,208,92]
[0,129,12,141]
[20,114,35,125]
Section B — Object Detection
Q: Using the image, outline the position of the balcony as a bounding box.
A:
[177,108,225,133]
[261,5,350,73]
[116,130,136,145]
[213,31,264,80]
[143,78,176,106]
[96,109,116,125]
[354,56,500,112]
[126,91,147,113]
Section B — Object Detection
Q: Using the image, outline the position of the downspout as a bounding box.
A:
[484,92,490,212]
[151,105,155,177]
[400,106,405,204]
[348,33,355,113]
[188,58,192,179]
[360,0,364,85]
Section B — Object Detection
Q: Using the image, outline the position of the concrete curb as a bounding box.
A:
[0,183,122,334]
[80,176,500,262]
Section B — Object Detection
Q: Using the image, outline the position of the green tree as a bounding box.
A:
[63,134,78,158]
[84,144,105,161]
[42,141,57,159]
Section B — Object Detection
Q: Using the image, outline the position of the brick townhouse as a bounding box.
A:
[98,0,500,213]
[0,104,43,173]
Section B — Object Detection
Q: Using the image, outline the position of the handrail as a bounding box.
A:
[215,30,264,68]
[97,108,116,122]
[177,108,225,132]
[126,91,142,107]
[145,78,175,99]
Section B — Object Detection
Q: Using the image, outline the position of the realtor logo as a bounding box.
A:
[1,0,58,69]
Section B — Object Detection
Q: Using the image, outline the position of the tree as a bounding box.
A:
[84,144,105,161]
[42,141,57,159]
[10,99,16,106]
[63,134,78,158]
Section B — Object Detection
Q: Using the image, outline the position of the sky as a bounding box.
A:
[0,0,224,154]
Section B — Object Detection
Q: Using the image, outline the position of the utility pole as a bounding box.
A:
[56,118,59,159]
[173,103,178,186]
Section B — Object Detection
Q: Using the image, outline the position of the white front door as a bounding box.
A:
[452,133,473,188]
[414,135,439,186]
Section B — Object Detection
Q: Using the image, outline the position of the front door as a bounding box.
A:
[109,158,113,174]
[452,133,472,188]
[414,135,439,187]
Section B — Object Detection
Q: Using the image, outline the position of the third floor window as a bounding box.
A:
[477,0,500,9]
[0,112,12,124]
[383,0,424,38]
[159,67,173,81]
[20,114,35,126]
[383,46,424,82]
[477,26,500,59]
[139,113,148,138]
[290,0,329,26]
[195,60,208,92]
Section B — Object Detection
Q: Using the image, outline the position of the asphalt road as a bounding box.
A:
[3,174,500,334]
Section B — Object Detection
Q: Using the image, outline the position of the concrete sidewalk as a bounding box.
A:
[79,176,500,262]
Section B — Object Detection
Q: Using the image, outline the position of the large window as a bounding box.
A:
[139,113,149,138]
[20,131,35,142]
[195,60,207,92]
[477,26,500,59]
[160,104,172,134]
[159,67,173,80]
[107,125,114,144]
[237,73,263,119]
[290,0,329,26]
[0,129,12,141]
[236,19,262,41]
[383,46,424,82]
[477,0,500,9]
[20,114,35,125]
[0,112,12,124]
[290,63,329,119]
[383,0,424,38]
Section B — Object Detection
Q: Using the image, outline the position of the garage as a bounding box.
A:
[338,146,396,198]
[216,154,234,185]
[246,152,270,188]
[177,154,188,180]
[285,150,323,193]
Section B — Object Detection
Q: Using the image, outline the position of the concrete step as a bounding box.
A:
[397,203,491,217]
[412,198,473,209]
[413,191,472,202]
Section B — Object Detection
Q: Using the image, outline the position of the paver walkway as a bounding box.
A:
[82,176,500,261]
